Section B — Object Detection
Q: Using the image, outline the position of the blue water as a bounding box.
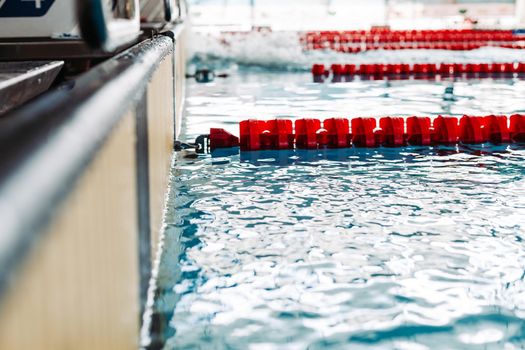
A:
[154,70,525,349]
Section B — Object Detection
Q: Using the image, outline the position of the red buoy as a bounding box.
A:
[209,128,240,150]
[492,63,506,73]
[479,63,490,74]
[510,114,525,142]
[266,119,295,149]
[344,64,357,75]
[317,128,329,147]
[331,64,345,75]
[400,64,411,74]
[433,116,459,144]
[377,64,389,75]
[312,64,326,76]
[362,64,377,75]
[296,118,322,149]
[379,116,405,147]
[406,116,431,146]
[240,119,266,151]
[482,115,510,144]
[453,63,465,74]
[465,63,481,74]
[507,63,517,73]
[439,63,453,75]
[351,117,377,147]
[459,115,485,144]
[324,118,351,148]
[387,64,399,75]
[413,63,426,74]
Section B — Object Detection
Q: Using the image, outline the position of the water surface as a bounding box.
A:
[155,71,525,350]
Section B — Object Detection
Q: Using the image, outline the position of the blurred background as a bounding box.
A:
[186,0,525,72]
[188,0,520,31]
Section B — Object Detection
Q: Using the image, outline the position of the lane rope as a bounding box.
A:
[206,115,525,151]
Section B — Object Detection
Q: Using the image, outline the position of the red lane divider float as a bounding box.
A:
[209,115,525,151]
[301,29,525,52]
[407,116,431,146]
[351,117,379,147]
[266,119,295,149]
[296,118,323,149]
[305,42,525,53]
[459,115,485,144]
[209,128,240,150]
[510,114,525,142]
[483,115,510,144]
[240,119,265,151]
[432,116,459,144]
[302,29,525,44]
[380,117,405,147]
[325,118,351,148]
[312,62,525,80]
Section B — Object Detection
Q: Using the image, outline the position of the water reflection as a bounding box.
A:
[212,144,514,167]
[154,70,525,350]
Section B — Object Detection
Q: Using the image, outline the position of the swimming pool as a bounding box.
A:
[152,69,525,349]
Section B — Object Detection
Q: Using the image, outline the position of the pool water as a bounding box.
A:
[153,70,525,349]
[180,71,525,141]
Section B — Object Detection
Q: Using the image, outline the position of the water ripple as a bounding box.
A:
[157,72,525,350]
[158,148,525,350]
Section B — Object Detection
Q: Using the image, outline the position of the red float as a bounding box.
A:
[331,64,345,75]
[324,118,351,148]
[413,63,436,75]
[387,64,399,74]
[240,119,267,151]
[379,117,405,146]
[433,116,459,144]
[362,64,377,75]
[506,63,516,73]
[265,119,295,149]
[228,115,525,151]
[465,63,481,74]
[479,63,490,73]
[482,115,510,144]
[453,63,465,74]
[427,63,438,74]
[406,116,431,146]
[317,128,329,147]
[510,114,525,142]
[400,64,411,74]
[413,64,426,74]
[459,115,486,144]
[315,61,525,81]
[295,118,322,149]
[351,117,377,147]
[209,128,240,150]
[312,64,326,76]
[439,63,453,75]
[377,64,389,75]
[344,64,357,75]
[303,29,525,53]
[492,63,506,73]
